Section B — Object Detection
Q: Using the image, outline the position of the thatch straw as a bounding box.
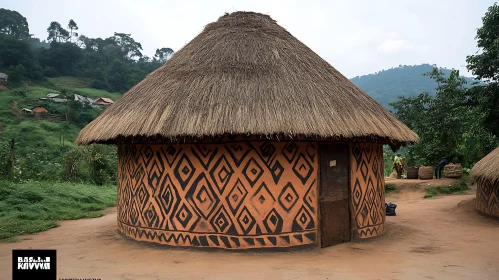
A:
[76,11,419,145]
[471,147,499,183]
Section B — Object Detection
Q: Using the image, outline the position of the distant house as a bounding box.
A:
[95,97,114,106]
[52,98,67,103]
[32,106,48,114]
[0,73,8,84]
[39,97,48,100]
[47,93,60,98]
[74,94,95,104]
[22,108,33,114]
[74,94,99,108]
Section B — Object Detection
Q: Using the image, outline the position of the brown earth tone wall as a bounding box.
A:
[117,141,318,249]
[350,143,386,238]
[476,178,499,217]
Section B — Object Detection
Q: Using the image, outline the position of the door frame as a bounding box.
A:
[316,142,353,247]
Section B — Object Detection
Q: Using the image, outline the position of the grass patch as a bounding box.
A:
[424,178,470,198]
[47,77,91,89]
[385,183,397,194]
[0,180,116,241]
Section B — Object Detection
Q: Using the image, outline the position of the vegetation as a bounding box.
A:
[385,183,397,194]
[0,180,116,242]
[0,8,173,92]
[350,64,477,109]
[423,177,470,199]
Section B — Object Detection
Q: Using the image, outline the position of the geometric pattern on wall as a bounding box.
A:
[476,178,499,217]
[117,141,318,249]
[349,143,386,238]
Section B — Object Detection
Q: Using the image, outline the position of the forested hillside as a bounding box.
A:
[350,64,478,109]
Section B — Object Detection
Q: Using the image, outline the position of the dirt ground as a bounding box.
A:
[1,184,499,280]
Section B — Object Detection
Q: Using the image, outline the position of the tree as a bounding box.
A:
[38,41,83,75]
[0,9,30,39]
[67,19,78,42]
[0,35,33,67]
[113,32,143,59]
[7,64,27,84]
[47,21,69,42]
[154,47,174,62]
[391,68,497,167]
[466,3,499,135]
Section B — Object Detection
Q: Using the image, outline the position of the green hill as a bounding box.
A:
[0,81,118,182]
[350,64,478,109]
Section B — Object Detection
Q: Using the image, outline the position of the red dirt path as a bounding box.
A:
[1,189,498,279]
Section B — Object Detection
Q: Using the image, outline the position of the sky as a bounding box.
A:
[3,0,495,78]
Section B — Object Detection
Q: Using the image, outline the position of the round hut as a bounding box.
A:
[471,147,499,217]
[77,12,418,250]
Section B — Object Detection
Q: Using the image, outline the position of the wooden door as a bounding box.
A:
[319,144,351,247]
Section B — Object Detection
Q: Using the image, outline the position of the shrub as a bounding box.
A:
[385,183,397,194]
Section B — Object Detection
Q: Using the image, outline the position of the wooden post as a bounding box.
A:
[8,138,14,181]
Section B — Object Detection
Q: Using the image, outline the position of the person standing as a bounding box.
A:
[434,157,448,179]
[393,153,404,179]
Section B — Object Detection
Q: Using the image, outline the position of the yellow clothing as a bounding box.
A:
[394,156,403,166]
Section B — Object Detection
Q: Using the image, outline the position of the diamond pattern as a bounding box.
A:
[226,179,248,214]
[360,161,368,182]
[250,182,276,216]
[292,153,313,184]
[350,143,386,239]
[237,206,256,234]
[154,174,179,220]
[242,158,264,188]
[118,141,319,249]
[278,182,299,212]
[173,201,199,230]
[174,154,196,190]
[186,173,219,219]
[135,181,150,210]
[211,206,233,233]
[352,178,362,207]
[270,161,284,184]
[258,141,277,162]
[143,203,161,228]
[264,209,283,233]
[282,142,298,163]
[292,206,314,231]
[210,155,234,194]
[476,178,499,217]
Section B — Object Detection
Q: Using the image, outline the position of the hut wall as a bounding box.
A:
[476,178,499,217]
[117,141,318,249]
[349,143,386,238]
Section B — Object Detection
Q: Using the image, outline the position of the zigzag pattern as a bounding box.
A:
[357,224,385,238]
[118,221,316,249]
[350,143,386,239]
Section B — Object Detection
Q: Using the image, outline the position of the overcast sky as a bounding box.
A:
[3,0,494,78]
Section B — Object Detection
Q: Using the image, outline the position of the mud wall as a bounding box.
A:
[476,178,499,217]
[117,141,318,249]
[350,143,386,238]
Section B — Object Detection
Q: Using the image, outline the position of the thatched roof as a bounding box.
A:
[471,147,499,183]
[76,11,418,145]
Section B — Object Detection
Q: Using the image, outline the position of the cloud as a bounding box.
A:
[377,39,430,54]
